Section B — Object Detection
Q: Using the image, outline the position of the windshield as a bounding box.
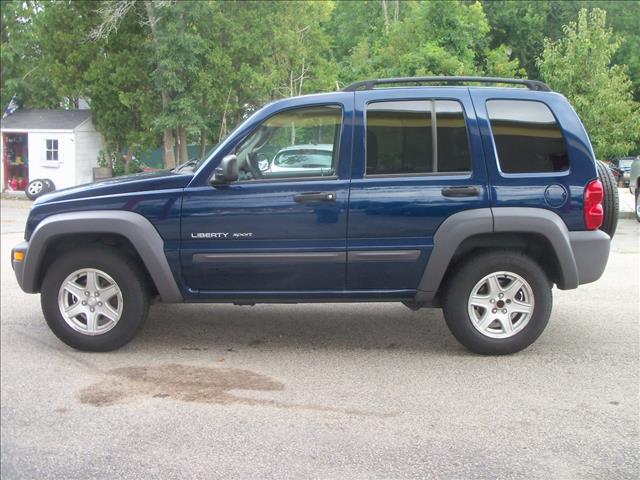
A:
[273,150,332,168]
[188,144,219,171]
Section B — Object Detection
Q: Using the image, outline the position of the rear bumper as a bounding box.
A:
[569,230,610,286]
[11,242,30,292]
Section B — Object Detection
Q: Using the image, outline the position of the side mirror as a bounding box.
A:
[211,154,239,185]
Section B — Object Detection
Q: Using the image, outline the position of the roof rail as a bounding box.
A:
[342,76,552,92]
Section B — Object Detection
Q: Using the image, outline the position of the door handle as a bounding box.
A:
[293,192,337,203]
[441,186,480,197]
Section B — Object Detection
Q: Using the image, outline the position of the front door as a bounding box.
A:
[346,88,489,291]
[180,100,353,295]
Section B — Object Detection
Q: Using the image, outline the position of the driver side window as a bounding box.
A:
[235,105,342,181]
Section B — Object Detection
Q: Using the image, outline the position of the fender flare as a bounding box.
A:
[21,210,183,302]
[415,207,581,303]
[416,208,493,303]
[491,207,579,289]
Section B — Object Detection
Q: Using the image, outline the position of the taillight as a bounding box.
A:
[584,179,604,230]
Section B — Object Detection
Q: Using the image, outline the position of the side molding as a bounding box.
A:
[21,211,183,302]
[194,252,346,264]
[416,208,493,302]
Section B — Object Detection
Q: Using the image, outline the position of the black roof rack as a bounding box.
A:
[342,76,552,92]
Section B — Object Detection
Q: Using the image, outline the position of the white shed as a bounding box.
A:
[0,109,102,193]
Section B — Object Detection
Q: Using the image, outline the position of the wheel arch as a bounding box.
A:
[21,211,183,302]
[38,233,156,297]
[415,207,580,305]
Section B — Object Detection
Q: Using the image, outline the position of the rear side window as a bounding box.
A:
[366,100,471,175]
[486,100,569,174]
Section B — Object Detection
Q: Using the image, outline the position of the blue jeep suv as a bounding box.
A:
[11,76,613,354]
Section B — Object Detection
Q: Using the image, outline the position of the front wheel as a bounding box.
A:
[41,246,149,351]
[442,251,552,355]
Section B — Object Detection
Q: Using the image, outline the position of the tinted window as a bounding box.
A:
[366,100,470,175]
[436,101,472,173]
[487,100,569,174]
[366,101,433,175]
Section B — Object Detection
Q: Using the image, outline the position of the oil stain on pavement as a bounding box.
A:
[79,363,394,417]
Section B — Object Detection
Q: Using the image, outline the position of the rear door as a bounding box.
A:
[346,88,489,291]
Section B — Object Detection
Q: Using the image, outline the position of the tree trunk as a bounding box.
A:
[145,0,176,169]
[162,128,176,169]
[218,88,233,142]
[114,142,122,172]
[382,0,389,34]
[174,128,181,164]
[199,128,207,159]
[218,114,227,143]
[122,145,130,174]
[100,134,113,175]
[178,127,189,163]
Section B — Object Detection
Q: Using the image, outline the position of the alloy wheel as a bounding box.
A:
[467,271,535,339]
[27,181,43,196]
[57,268,123,336]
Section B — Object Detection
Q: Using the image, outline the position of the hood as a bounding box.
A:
[34,170,193,205]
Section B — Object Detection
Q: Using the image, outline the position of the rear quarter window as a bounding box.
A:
[487,99,569,174]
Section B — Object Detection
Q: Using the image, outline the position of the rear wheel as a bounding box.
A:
[596,160,619,237]
[41,246,149,351]
[442,251,552,355]
[635,189,640,222]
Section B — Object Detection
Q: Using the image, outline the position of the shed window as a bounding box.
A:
[45,139,59,161]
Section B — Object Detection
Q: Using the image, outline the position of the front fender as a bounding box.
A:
[16,210,183,303]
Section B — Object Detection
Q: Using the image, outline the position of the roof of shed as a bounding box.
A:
[1,109,92,130]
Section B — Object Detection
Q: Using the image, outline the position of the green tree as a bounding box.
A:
[600,0,640,102]
[538,9,640,159]
[263,1,337,98]
[0,0,58,110]
[85,2,159,172]
[347,0,521,81]
[192,1,338,143]
[480,0,549,78]
[33,0,102,108]
[326,0,406,65]
[482,1,640,100]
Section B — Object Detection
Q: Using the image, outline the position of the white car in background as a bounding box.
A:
[261,144,334,176]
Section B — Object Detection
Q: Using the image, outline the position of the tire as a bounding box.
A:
[635,189,640,223]
[41,246,149,351]
[42,178,56,193]
[442,251,552,355]
[25,179,46,200]
[596,160,619,238]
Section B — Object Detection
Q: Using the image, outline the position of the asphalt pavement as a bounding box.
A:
[1,198,638,479]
